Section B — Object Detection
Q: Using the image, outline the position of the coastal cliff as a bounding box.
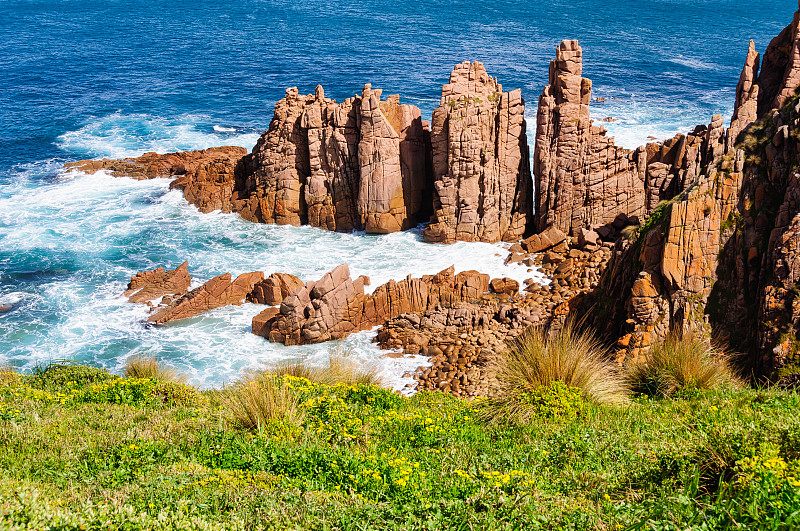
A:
[559,0,800,381]
[66,1,800,385]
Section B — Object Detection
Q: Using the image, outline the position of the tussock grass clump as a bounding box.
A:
[620,224,640,242]
[124,355,187,384]
[480,322,629,424]
[267,347,383,387]
[224,376,305,432]
[0,363,18,387]
[626,334,740,397]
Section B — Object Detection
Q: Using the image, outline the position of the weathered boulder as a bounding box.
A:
[149,271,264,324]
[522,226,567,253]
[424,62,532,243]
[125,262,191,304]
[490,277,520,295]
[247,273,305,306]
[256,264,491,345]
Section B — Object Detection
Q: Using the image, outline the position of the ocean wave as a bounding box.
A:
[0,168,545,388]
[56,113,260,159]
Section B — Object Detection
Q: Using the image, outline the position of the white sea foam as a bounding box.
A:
[0,168,546,389]
[55,113,260,159]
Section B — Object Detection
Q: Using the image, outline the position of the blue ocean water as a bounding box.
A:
[0,0,795,386]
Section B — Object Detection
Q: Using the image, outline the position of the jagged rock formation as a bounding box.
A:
[578,1,800,378]
[67,65,536,243]
[236,85,434,233]
[247,273,304,306]
[533,41,732,237]
[149,271,264,324]
[255,263,492,345]
[68,86,434,235]
[533,40,646,235]
[125,262,191,304]
[424,62,532,243]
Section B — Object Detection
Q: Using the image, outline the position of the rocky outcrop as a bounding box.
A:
[65,64,534,243]
[125,262,191,304]
[424,62,533,243]
[148,271,264,324]
[533,41,646,235]
[255,263,492,345]
[215,84,434,234]
[68,86,434,235]
[532,40,736,238]
[66,147,249,214]
[578,2,800,377]
[247,273,304,306]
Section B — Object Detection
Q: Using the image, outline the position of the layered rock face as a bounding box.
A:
[256,263,491,345]
[205,84,434,234]
[579,2,800,376]
[125,262,191,304]
[148,271,264,324]
[423,62,533,243]
[533,41,731,237]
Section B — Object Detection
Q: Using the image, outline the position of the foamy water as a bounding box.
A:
[1,0,794,389]
[0,140,546,389]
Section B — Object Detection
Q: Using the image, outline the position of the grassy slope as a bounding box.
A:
[1,366,800,530]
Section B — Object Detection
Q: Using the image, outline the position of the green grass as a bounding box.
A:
[1,362,799,529]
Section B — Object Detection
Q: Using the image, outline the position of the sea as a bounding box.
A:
[0,0,795,388]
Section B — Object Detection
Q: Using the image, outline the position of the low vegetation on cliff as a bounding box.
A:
[1,353,799,530]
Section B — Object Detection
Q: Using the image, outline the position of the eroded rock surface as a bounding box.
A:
[125,262,191,304]
[424,62,532,243]
[148,272,264,324]
[255,264,493,345]
[247,273,305,306]
[578,2,800,377]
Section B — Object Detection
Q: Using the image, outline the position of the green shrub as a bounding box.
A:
[626,334,740,397]
[305,393,363,442]
[478,380,585,425]
[26,362,115,391]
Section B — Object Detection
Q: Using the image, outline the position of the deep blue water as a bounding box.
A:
[0,0,796,386]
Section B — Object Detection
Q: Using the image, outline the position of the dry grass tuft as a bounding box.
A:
[626,334,740,397]
[224,376,305,431]
[620,224,640,242]
[124,355,187,384]
[0,363,18,386]
[266,346,383,387]
[484,321,629,420]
